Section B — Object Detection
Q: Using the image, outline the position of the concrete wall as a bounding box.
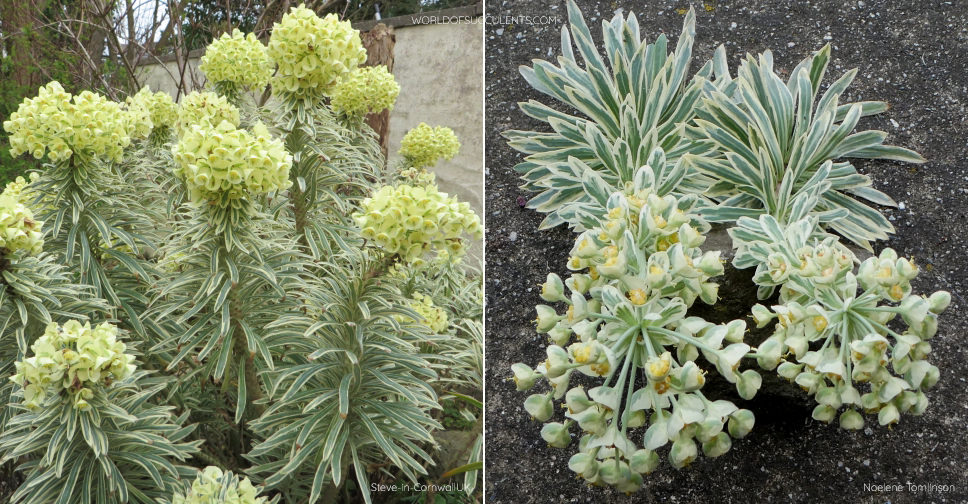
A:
[385,20,483,218]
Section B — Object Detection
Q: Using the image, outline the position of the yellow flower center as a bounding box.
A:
[627,289,647,305]
[889,284,904,301]
[812,315,828,332]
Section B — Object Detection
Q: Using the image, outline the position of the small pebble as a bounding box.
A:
[509,231,518,242]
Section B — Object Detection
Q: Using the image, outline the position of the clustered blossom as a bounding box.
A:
[125,86,178,140]
[175,91,240,137]
[398,167,438,186]
[399,123,460,168]
[354,183,482,264]
[172,466,268,504]
[512,186,757,492]
[10,320,135,411]
[172,120,293,203]
[2,174,39,203]
[397,292,449,333]
[329,65,400,117]
[0,178,44,258]
[200,29,273,90]
[267,4,366,100]
[567,189,724,306]
[751,244,949,429]
[3,81,131,163]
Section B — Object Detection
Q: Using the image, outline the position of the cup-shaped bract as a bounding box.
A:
[172,120,293,203]
[3,81,131,163]
[329,65,400,117]
[399,123,460,168]
[175,91,241,137]
[267,4,366,100]
[172,466,269,504]
[9,320,136,411]
[200,29,273,90]
[354,182,482,264]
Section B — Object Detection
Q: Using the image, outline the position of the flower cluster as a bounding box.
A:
[751,244,948,429]
[354,183,482,264]
[175,91,240,137]
[753,237,855,302]
[2,174,39,204]
[267,4,366,100]
[398,292,449,333]
[399,123,460,168]
[567,190,724,306]
[512,190,757,492]
[0,182,44,258]
[329,65,400,117]
[125,86,178,140]
[200,29,273,90]
[4,81,131,163]
[398,167,438,186]
[10,320,135,410]
[172,466,268,504]
[172,120,293,203]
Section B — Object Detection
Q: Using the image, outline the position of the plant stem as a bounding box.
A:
[231,316,265,421]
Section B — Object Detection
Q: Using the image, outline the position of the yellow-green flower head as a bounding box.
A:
[3,81,131,163]
[172,466,268,504]
[353,183,482,263]
[399,123,460,168]
[200,29,272,89]
[175,91,241,137]
[123,100,153,140]
[329,65,400,116]
[267,4,367,100]
[399,167,437,185]
[397,292,449,333]
[0,192,43,257]
[2,174,40,204]
[125,86,177,137]
[172,120,293,202]
[9,320,135,410]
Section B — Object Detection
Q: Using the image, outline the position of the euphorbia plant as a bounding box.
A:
[507,0,944,495]
[687,46,924,250]
[0,321,200,504]
[154,117,298,424]
[0,177,107,426]
[3,81,157,337]
[512,178,758,492]
[733,215,948,428]
[504,2,731,229]
[0,3,482,502]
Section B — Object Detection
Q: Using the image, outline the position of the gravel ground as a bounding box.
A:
[483,1,968,503]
